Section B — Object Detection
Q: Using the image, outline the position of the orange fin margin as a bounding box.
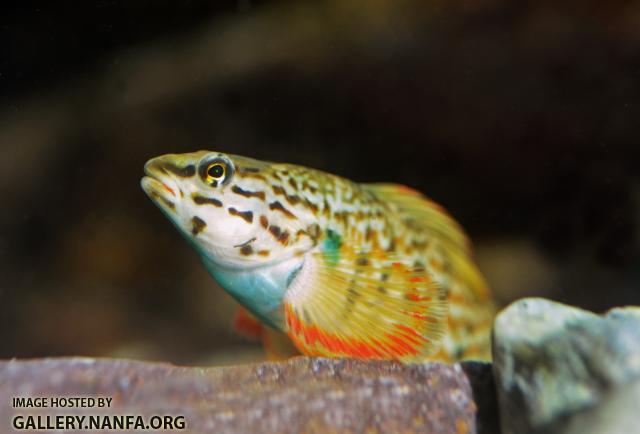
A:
[285,304,431,359]
[283,250,448,362]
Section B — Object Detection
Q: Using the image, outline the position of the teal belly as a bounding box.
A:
[201,255,304,329]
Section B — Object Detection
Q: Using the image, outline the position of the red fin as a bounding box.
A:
[232,307,263,341]
[285,304,423,359]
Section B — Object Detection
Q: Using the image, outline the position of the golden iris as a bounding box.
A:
[206,162,226,183]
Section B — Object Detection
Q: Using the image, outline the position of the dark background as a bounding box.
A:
[1,0,639,364]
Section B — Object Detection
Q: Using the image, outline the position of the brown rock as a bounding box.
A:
[0,357,492,434]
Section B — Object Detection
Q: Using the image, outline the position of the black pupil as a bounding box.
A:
[208,164,224,178]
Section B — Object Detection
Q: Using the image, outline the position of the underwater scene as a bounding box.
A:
[1,1,639,433]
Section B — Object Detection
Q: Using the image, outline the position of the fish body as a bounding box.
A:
[141,151,495,362]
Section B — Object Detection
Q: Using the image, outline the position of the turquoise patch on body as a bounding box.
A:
[201,255,302,330]
[322,229,342,267]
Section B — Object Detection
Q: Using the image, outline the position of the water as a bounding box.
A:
[1,0,638,363]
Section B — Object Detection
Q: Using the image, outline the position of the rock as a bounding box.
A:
[492,298,640,434]
[0,357,497,434]
[563,379,640,434]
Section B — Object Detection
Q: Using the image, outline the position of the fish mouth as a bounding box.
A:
[141,160,179,211]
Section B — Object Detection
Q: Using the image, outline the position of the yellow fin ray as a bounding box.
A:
[283,248,448,362]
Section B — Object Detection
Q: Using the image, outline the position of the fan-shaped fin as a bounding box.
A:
[283,248,449,362]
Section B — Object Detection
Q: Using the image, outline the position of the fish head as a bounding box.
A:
[141,151,315,269]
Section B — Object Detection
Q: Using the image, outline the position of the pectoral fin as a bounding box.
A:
[283,248,448,362]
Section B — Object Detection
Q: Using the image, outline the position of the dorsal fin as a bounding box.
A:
[363,183,472,256]
[364,183,491,300]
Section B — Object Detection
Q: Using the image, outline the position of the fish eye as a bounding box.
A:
[207,163,225,180]
[199,157,233,186]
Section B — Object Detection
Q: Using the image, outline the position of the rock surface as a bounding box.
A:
[0,357,496,434]
[492,298,640,434]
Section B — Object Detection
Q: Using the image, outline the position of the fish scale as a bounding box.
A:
[142,151,495,362]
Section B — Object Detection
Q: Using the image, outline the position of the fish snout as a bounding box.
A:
[141,156,181,201]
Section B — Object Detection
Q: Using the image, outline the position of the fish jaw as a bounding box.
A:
[141,158,182,216]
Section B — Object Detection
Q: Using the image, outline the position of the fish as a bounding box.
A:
[141,151,495,362]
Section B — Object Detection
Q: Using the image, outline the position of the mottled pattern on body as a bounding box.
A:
[142,151,495,362]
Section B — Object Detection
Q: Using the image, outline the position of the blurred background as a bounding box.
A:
[1,0,639,365]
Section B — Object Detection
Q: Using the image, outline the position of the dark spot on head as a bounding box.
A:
[286,194,301,205]
[228,207,254,224]
[269,201,297,219]
[304,198,318,213]
[240,245,253,256]
[232,185,266,200]
[239,167,260,174]
[381,273,389,282]
[268,225,289,244]
[288,178,298,190]
[163,163,196,178]
[191,216,207,236]
[193,195,222,207]
[268,225,282,238]
[260,215,269,229]
[278,230,290,244]
[257,250,270,257]
[272,185,286,196]
[377,286,387,294]
[302,180,318,194]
